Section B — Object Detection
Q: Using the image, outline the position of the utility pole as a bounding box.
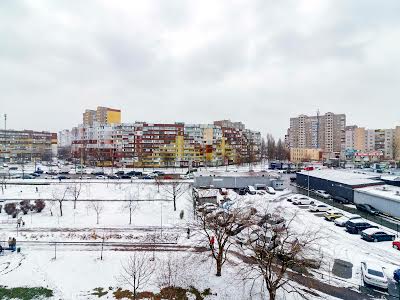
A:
[3,114,7,162]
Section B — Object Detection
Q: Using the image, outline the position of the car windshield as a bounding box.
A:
[368,269,384,277]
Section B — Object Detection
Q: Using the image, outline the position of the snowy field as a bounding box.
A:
[1,179,400,299]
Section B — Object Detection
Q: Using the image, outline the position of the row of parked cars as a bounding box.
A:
[287,193,398,291]
[234,185,276,196]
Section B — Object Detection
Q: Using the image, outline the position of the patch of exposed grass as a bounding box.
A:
[0,286,53,300]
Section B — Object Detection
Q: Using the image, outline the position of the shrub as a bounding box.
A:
[34,200,46,213]
[20,200,32,215]
[4,203,17,216]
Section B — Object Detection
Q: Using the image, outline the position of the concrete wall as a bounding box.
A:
[354,190,400,218]
[194,175,281,189]
[296,173,355,202]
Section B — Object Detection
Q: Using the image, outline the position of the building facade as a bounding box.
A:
[288,112,346,159]
[83,106,121,126]
[68,119,261,168]
[0,129,57,162]
[345,126,399,161]
[290,148,323,163]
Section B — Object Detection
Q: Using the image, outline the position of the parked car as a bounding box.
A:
[236,188,247,195]
[324,211,344,221]
[309,203,331,212]
[392,240,400,250]
[96,175,107,179]
[142,175,154,180]
[57,175,70,180]
[292,197,314,205]
[92,171,105,176]
[266,187,276,195]
[334,215,362,227]
[34,169,44,174]
[126,171,142,176]
[361,262,388,290]
[332,195,350,204]
[356,204,379,215]
[29,173,40,177]
[361,228,395,242]
[79,176,91,180]
[116,171,125,175]
[393,268,400,283]
[286,194,303,202]
[346,219,378,234]
[22,174,36,179]
[247,186,257,195]
[107,174,120,179]
[219,188,228,196]
[120,175,131,179]
[153,171,165,176]
[314,190,331,199]
[197,203,218,214]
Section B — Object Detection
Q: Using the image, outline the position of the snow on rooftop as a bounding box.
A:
[381,175,400,182]
[355,185,400,203]
[195,170,280,178]
[297,169,383,186]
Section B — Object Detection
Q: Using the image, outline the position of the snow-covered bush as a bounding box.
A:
[4,202,17,217]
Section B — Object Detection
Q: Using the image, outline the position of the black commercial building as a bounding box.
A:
[296,169,384,203]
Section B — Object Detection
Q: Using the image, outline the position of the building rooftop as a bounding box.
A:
[355,185,400,203]
[195,170,280,178]
[297,169,383,186]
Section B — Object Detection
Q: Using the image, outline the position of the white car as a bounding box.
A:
[361,262,388,290]
[247,186,257,195]
[266,187,276,195]
[309,203,331,212]
[292,197,314,205]
[314,190,331,199]
[96,175,107,179]
[334,215,362,227]
[286,194,304,202]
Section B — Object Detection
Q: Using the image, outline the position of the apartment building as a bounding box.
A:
[345,126,399,160]
[83,107,121,126]
[0,129,57,162]
[288,112,346,159]
[290,148,323,163]
[69,119,261,167]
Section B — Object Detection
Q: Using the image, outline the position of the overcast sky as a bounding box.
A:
[1,0,399,138]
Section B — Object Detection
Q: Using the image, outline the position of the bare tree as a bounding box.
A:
[240,210,322,300]
[124,189,139,225]
[52,186,70,217]
[119,252,155,299]
[156,253,181,288]
[196,207,241,276]
[160,181,188,211]
[266,134,276,161]
[91,200,104,224]
[68,182,82,209]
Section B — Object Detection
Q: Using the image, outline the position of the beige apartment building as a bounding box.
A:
[288,112,346,159]
[345,125,400,160]
[290,148,323,163]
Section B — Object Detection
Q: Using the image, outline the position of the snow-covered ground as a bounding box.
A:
[1,179,399,299]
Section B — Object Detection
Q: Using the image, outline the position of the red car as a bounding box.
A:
[392,241,400,250]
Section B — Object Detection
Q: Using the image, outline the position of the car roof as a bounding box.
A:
[362,228,384,235]
[363,261,385,272]
[349,218,368,224]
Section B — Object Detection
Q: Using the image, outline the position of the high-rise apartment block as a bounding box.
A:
[83,106,121,126]
[288,112,346,159]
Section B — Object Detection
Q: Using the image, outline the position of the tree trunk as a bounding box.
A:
[97,213,99,224]
[173,195,177,211]
[129,206,132,225]
[74,199,77,209]
[216,258,222,277]
[59,201,63,216]
[268,289,276,300]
